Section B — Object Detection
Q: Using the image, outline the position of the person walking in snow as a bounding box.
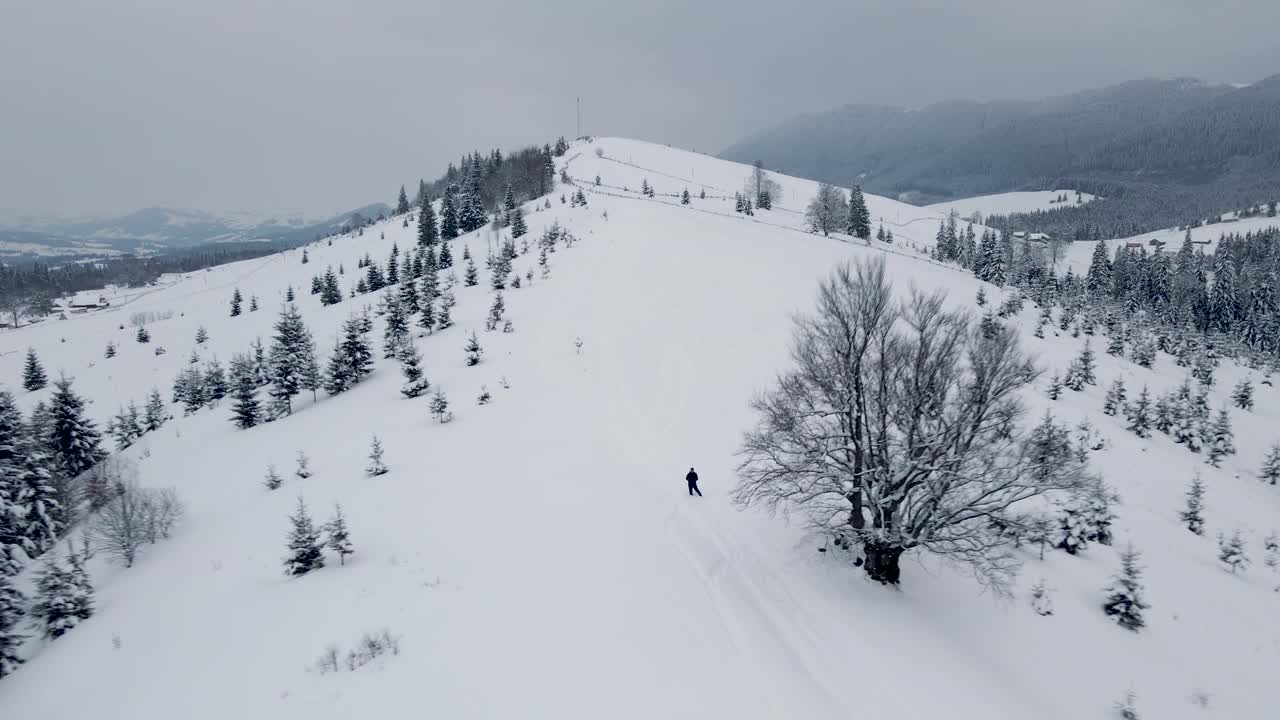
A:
[686,467,702,496]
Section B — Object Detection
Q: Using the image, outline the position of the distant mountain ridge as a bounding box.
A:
[0,203,392,260]
[723,77,1254,202]
[722,75,1280,237]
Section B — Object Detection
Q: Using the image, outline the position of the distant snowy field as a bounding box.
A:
[925,190,1096,220]
[0,138,1275,720]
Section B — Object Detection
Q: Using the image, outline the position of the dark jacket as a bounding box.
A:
[686,470,699,484]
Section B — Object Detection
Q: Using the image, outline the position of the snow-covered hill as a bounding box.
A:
[0,138,1276,719]
[925,190,1097,220]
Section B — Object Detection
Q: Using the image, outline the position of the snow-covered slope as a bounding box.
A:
[1,138,1276,719]
[1063,214,1280,273]
[925,190,1097,220]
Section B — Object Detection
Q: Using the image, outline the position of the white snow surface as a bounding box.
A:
[0,137,1276,719]
[924,190,1096,221]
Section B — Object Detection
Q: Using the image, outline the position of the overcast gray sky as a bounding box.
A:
[2,0,1277,223]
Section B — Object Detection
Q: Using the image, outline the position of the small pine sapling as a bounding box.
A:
[1102,379,1126,416]
[1124,385,1151,437]
[430,388,452,423]
[1232,379,1253,410]
[105,341,117,358]
[1217,530,1249,573]
[477,386,491,405]
[1260,444,1280,484]
[1029,579,1054,616]
[366,436,388,477]
[325,504,354,566]
[1205,409,1235,467]
[464,332,483,366]
[1180,475,1205,535]
[295,451,312,479]
[1046,374,1062,400]
[1101,545,1149,631]
[264,465,283,490]
[1263,531,1278,572]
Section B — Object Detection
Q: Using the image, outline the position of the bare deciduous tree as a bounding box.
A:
[804,182,847,236]
[91,479,184,568]
[734,258,1088,590]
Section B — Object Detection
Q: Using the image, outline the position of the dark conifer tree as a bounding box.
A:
[440,186,460,240]
[464,331,483,366]
[22,349,47,391]
[325,504,353,565]
[366,436,388,477]
[283,497,324,576]
[1102,545,1148,631]
[144,387,167,431]
[382,297,410,358]
[846,182,870,239]
[230,288,243,317]
[136,326,150,344]
[396,185,410,215]
[1180,474,1205,534]
[267,304,317,417]
[229,354,261,429]
[48,376,105,478]
[417,196,438,248]
[0,573,25,677]
[510,207,528,239]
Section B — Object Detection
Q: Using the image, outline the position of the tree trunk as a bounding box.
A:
[862,541,904,584]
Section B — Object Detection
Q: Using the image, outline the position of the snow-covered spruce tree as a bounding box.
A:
[228,354,260,429]
[48,376,106,479]
[283,497,324,576]
[1105,331,1124,357]
[1232,379,1253,410]
[295,450,312,479]
[176,366,205,415]
[263,465,282,491]
[464,332,483,367]
[846,182,870,240]
[734,258,1087,587]
[382,296,409,358]
[1129,334,1155,368]
[1046,373,1062,400]
[1077,340,1097,385]
[804,182,846,236]
[1264,531,1279,571]
[1102,379,1126,416]
[510,207,527,239]
[438,285,456,329]
[1260,443,1280,484]
[250,295,260,312]
[485,292,505,332]
[1181,474,1205,535]
[203,358,228,402]
[0,573,25,677]
[464,254,479,287]
[417,194,437,247]
[325,316,374,396]
[195,326,209,345]
[366,436,387,477]
[398,342,429,398]
[429,388,452,423]
[1125,386,1152,438]
[1028,579,1054,616]
[144,387,167,431]
[31,554,92,639]
[325,504,353,565]
[1217,530,1249,573]
[135,325,151,344]
[396,184,410,215]
[1205,409,1235,467]
[1101,545,1148,631]
[22,348,47,391]
[104,341,116,358]
[230,287,243,317]
[477,386,491,405]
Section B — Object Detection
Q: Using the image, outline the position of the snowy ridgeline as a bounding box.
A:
[0,137,1277,719]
